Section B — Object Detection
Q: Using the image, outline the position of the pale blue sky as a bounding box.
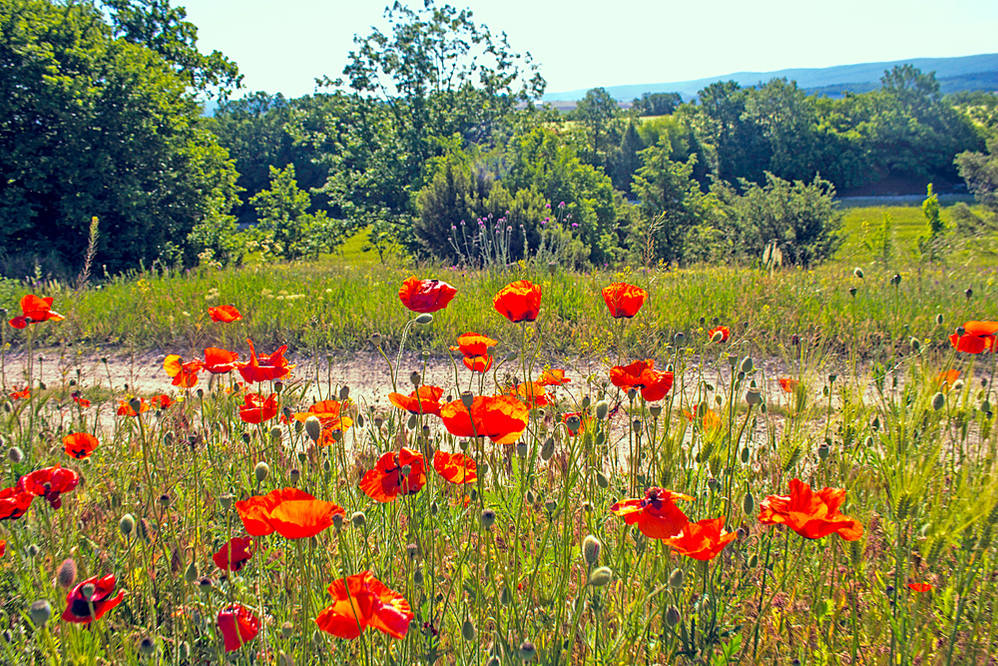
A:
[180,0,998,98]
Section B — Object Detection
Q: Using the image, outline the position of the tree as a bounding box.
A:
[631,92,681,116]
[631,138,704,263]
[955,136,998,212]
[689,81,769,183]
[610,120,643,193]
[573,87,620,168]
[0,0,240,273]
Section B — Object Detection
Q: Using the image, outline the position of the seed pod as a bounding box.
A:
[413,568,423,586]
[461,392,475,409]
[481,509,496,530]
[587,566,613,587]
[515,441,528,458]
[817,443,830,460]
[595,470,609,488]
[269,426,282,444]
[461,618,476,641]
[665,606,681,627]
[742,492,755,515]
[649,404,662,418]
[540,437,555,461]
[332,513,343,531]
[745,388,763,406]
[339,385,350,400]
[289,468,301,484]
[935,313,944,325]
[410,371,421,387]
[674,331,685,344]
[931,392,945,411]
[414,313,433,325]
[668,568,684,590]
[517,641,537,662]
[740,356,754,373]
[119,513,135,537]
[351,511,366,528]
[218,493,234,510]
[595,401,609,420]
[910,337,921,352]
[582,535,601,565]
[254,461,270,483]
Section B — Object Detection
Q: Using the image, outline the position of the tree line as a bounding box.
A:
[2,0,996,276]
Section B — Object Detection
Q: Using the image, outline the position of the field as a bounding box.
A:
[0,204,996,664]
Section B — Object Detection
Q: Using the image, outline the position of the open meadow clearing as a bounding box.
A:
[0,205,997,664]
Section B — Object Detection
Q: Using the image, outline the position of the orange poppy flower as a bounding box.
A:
[609,360,674,401]
[239,393,278,424]
[663,516,737,560]
[778,377,798,393]
[398,277,457,313]
[0,540,5,557]
[609,487,692,539]
[153,394,173,409]
[164,355,203,388]
[539,368,570,386]
[708,325,730,342]
[213,536,254,572]
[450,332,498,357]
[8,294,64,329]
[237,339,291,383]
[62,575,123,624]
[602,282,648,319]
[432,450,477,484]
[907,582,933,593]
[509,381,548,407]
[293,400,354,441]
[71,391,91,408]
[493,280,542,323]
[63,433,99,459]
[315,570,413,640]
[217,604,260,652]
[388,386,444,416]
[463,354,493,373]
[439,395,530,445]
[359,448,427,502]
[949,321,998,353]
[758,478,863,541]
[936,369,960,389]
[208,305,242,323]
[235,488,344,539]
[9,386,30,400]
[204,347,240,374]
[116,398,148,416]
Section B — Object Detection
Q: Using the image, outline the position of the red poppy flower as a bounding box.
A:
[209,305,243,323]
[9,386,30,400]
[152,394,173,409]
[17,466,80,509]
[0,540,5,557]
[539,368,570,386]
[217,603,260,652]
[235,488,344,539]
[439,395,530,445]
[203,347,240,374]
[62,574,124,624]
[758,478,863,541]
[360,448,427,502]
[432,450,477,484]
[398,277,458,313]
[71,392,91,408]
[292,400,354,444]
[450,332,498,357]
[708,325,730,343]
[609,360,674,401]
[663,516,737,560]
[63,433,99,459]
[936,369,960,389]
[949,321,998,354]
[212,536,254,572]
[562,412,589,436]
[8,294,64,329]
[778,377,798,393]
[388,385,444,416]
[493,280,542,323]
[610,487,693,539]
[0,487,34,520]
[164,355,203,388]
[602,282,648,318]
[238,393,278,424]
[237,339,291,383]
[907,582,933,592]
[315,570,413,640]
[510,381,548,407]
[463,354,493,373]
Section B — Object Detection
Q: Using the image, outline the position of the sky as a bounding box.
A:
[179,0,998,98]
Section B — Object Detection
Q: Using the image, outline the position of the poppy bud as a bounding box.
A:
[270,426,283,444]
[710,330,725,343]
[7,446,23,463]
[184,560,198,583]
[740,447,750,463]
[338,385,350,401]
[406,414,418,429]
[461,618,476,641]
[674,331,685,344]
[818,442,830,459]
[517,641,537,661]
[953,380,964,392]
[525,489,535,504]
[128,398,142,414]
[665,606,681,627]
[219,493,234,510]
[289,468,300,484]
[935,313,944,325]
[357,413,365,427]
[414,313,433,325]
[541,437,554,462]
[749,554,759,567]
[910,337,921,352]
[351,511,366,528]
[595,470,609,488]
[461,392,475,409]
[413,568,424,585]
[57,558,77,588]
[332,513,343,531]
[323,459,331,472]
[736,526,748,540]
[369,333,383,347]
[119,513,135,536]
[848,287,857,297]
[254,461,270,483]
[891,273,901,286]
[740,356,754,373]
[595,401,609,420]
[406,543,419,559]
[138,636,156,656]
[955,326,965,337]
[28,600,51,627]
[27,543,38,558]
[668,568,684,590]
[745,388,763,406]
[853,267,864,279]
[742,492,755,515]
[304,416,322,442]
[965,287,973,300]
[429,501,439,516]
[582,535,601,565]
[587,566,613,587]
[515,441,528,458]
[627,388,637,400]
[410,371,421,387]
[931,392,945,411]
[481,509,496,529]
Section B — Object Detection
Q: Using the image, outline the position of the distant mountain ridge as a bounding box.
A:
[542,53,998,103]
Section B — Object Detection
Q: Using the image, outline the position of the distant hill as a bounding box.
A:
[542,53,998,103]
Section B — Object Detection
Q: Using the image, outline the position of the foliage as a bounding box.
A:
[572,87,621,169]
[955,135,998,213]
[631,91,682,116]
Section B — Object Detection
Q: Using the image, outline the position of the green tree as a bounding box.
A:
[689,81,769,183]
[573,87,621,168]
[955,136,998,213]
[631,92,681,116]
[610,120,643,193]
